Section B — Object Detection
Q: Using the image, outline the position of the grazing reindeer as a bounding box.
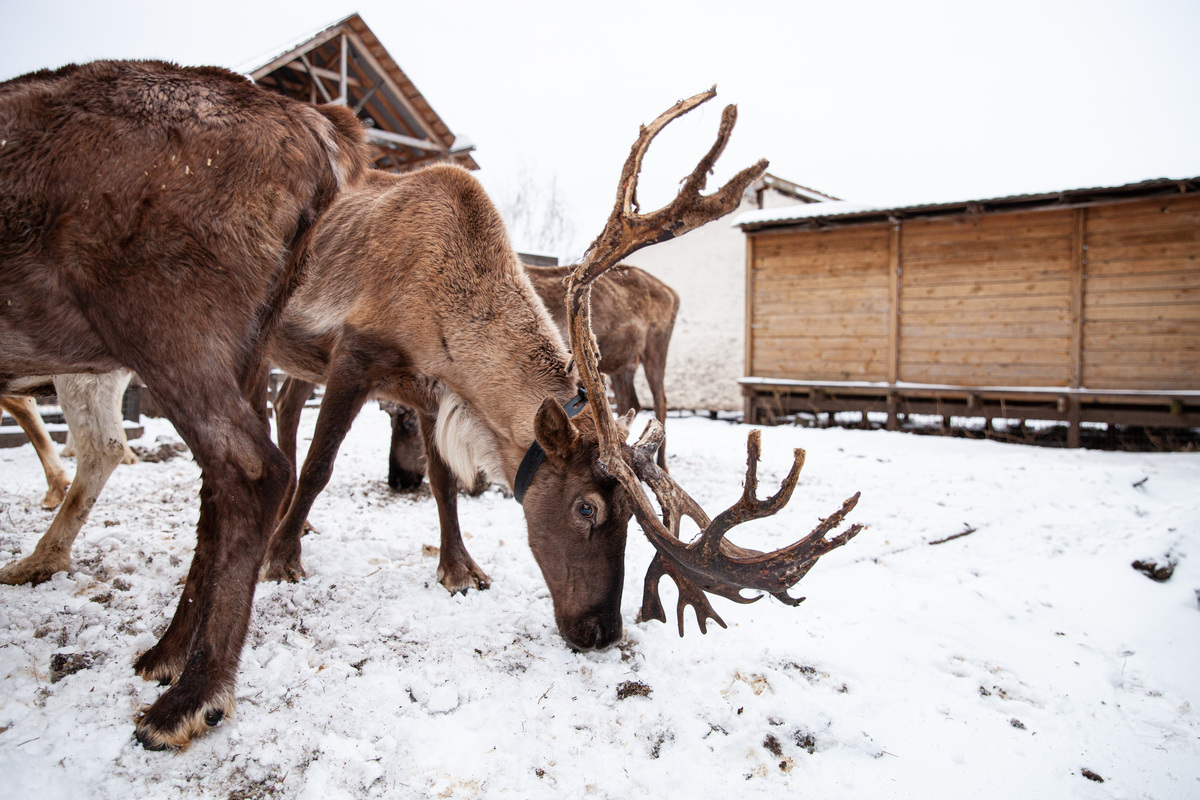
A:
[0,60,369,749]
[1,393,71,510]
[367,262,679,489]
[258,163,636,653]
[261,90,862,654]
[0,371,133,585]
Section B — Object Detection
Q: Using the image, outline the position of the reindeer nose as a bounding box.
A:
[566,615,622,652]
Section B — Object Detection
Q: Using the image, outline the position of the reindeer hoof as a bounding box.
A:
[259,560,306,583]
[436,563,491,595]
[134,682,236,751]
[0,557,67,586]
[40,485,69,510]
[135,729,172,752]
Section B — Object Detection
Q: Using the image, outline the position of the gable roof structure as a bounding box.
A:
[751,173,840,205]
[240,14,479,172]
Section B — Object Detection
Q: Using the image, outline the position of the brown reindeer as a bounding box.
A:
[258,163,634,652]
[259,90,862,653]
[526,263,678,458]
[364,262,679,490]
[0,60,369,749]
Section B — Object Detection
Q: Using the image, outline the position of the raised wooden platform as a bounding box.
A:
[0,420,144,448]
[741,377,1200,446]
[0,384,143,448]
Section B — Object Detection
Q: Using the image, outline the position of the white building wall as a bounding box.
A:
[628,188,808,412]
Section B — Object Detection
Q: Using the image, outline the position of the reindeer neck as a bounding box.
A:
[444,332,576,489]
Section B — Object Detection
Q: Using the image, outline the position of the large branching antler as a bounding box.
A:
[566,89,864,636]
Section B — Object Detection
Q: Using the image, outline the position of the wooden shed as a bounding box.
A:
[736,177,1200,445]
[241,14,478,173]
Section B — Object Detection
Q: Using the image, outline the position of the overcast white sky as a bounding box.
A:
[3,0,1199,257]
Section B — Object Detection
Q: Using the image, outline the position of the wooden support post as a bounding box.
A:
[1069,208,1086,389]
[1067,397,1081,448]
[887,222,902,386]
[886,391,899,431]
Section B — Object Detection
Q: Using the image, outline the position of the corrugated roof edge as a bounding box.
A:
[733,175,1200,230]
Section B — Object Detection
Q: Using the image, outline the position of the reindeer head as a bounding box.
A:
[546,89,865,642]
[520,400,637,650]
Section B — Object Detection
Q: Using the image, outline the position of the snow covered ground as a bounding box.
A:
[1,409,1197,799]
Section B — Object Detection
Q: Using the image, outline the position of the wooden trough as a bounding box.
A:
[737,177,1200,446]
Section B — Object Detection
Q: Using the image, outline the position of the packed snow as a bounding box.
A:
[1,409,1198,799]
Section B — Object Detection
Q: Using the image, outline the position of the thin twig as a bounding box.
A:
[929,525,977,546]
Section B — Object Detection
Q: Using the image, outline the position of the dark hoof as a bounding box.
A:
[135,729,171,752]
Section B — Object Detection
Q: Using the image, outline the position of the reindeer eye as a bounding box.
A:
[578,502,596,519]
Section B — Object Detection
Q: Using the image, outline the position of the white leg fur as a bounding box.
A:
[61,371,138,464]
[0,370,131,585]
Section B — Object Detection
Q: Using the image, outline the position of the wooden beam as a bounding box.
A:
[354,79,385,114]
[744,233,757,421]
[887,222,901,384]
[297,53,333,103]
[248,26,345,80]
[280,61,362,88]
[1069,208,1086,389]
[366,128,446,153]
[341,29,447,148]
[339,34,349,104]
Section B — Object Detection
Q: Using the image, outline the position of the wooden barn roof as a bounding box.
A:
[241,14,479,173]
[735,176,1200,231]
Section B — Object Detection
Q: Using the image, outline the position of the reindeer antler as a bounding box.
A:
[566,89,864,636]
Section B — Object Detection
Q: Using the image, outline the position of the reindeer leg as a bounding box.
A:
[418,411,490,594]
[0,373,127,585]
[132,371,289,750]
[0,395,72,510]
[386,403,426,491]
[272,377,317,532]
[262,364,368,583]
[643,349,670,471]
[609,369,641,416]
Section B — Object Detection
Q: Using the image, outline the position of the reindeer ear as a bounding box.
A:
[534,396,579,463]
[616,408,637,438]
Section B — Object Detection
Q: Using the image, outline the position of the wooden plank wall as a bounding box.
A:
[747,193,1200,394]
[897,210,1076,386]
[747,225,892,381]
[1081,194,1200,389]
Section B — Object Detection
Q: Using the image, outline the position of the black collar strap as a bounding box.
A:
[513,387,588,505]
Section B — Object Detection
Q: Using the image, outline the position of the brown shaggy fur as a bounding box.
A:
[0,60,369,749]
